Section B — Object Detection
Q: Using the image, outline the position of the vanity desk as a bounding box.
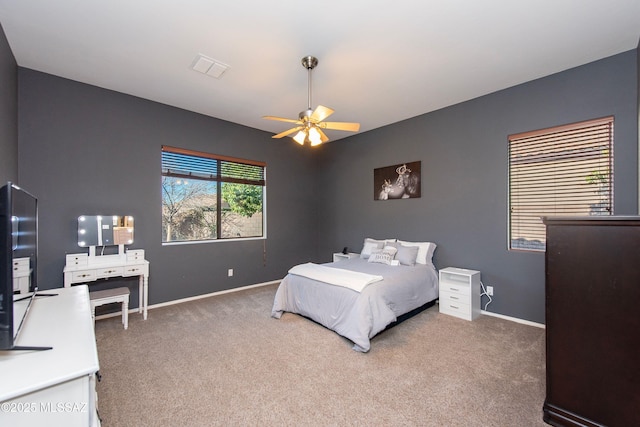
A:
[64,247,149,320]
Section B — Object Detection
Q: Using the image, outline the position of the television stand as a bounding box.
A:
[0,286,100,426]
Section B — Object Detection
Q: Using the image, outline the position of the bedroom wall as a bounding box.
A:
[0,22,18,184]
[17,69,319,307]
[315,50,639,324]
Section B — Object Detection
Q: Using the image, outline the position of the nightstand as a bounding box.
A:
[439,267,481,321]
[333,252,359,262]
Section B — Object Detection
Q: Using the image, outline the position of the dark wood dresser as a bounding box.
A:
[542,216,640,427]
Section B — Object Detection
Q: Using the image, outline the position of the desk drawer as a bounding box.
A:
[66,253,88,267]
[72,270,97,282]
[96,266,124,279]
[123,265,145,277]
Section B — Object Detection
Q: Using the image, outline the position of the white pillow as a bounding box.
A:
[397,240,437,266]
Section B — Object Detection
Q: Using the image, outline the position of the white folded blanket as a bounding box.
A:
[288,262,383,292]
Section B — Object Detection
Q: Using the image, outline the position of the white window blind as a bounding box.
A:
[509,117,613,251]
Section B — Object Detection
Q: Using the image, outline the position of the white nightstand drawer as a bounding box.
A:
[96,266,124,278]
[72,270,97,282]
[439,290,470,305]
[440,281,470,295]
[440,300,471,318]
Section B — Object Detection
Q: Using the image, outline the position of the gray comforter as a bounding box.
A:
[271,257,439,352]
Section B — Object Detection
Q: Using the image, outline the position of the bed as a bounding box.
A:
[271,238,439,352]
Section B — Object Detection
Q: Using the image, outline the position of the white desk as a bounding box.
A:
[0,286,100,427]
[63,251,149,320]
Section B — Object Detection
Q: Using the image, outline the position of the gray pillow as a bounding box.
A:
[396,244,419,266]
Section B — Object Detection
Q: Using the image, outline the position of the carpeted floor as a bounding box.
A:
[94,283,547,426]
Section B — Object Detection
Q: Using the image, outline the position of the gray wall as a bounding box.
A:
[0,22,17,184]
[12,47,639,324]
[315,50,639,324]
[17,69,319,306]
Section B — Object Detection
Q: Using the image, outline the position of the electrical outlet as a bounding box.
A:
[228,268,233,277]
[487,286,494,296]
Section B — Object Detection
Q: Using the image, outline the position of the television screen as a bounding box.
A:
[0,182,38,350]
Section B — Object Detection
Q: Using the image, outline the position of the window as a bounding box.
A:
[161,146,266,243]
[509,117,613,251]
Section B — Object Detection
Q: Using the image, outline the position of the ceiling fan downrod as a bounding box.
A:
[301,55,318,114]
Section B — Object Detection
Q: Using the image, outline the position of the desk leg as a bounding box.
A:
[139,274,148,320]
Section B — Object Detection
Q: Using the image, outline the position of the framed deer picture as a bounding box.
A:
[374,161,421,200]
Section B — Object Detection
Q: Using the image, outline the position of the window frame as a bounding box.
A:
[508,116,614,252]
[161,145,267,245]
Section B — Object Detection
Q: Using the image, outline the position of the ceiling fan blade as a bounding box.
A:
[263,115,301,124]
[310,105,334,123]
[272,126,303,139]
[320,121,361,132]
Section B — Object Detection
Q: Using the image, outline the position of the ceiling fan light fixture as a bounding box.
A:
[308,126,322,146]
[293,131,306,145]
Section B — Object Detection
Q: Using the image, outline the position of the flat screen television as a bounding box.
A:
[0,181,50,351]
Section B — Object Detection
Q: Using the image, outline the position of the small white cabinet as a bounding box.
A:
[12,257,31,294]
[439,267,481,321]
[333,252,359,262]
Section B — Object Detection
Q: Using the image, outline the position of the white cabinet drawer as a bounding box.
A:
[440,281,470,295]
[123,265,146,277]
[12,257,30,277]
[126,249,145,262]
[440,290,470,305]
[440,300,471,318]
[72,270,97,282]
[96,266,124,278]
[66,253,88,267]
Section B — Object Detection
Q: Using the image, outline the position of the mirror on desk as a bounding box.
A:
[78,215,134,247]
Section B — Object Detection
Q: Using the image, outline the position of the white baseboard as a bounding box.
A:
[481,310,545,329]
[94,280,281,321]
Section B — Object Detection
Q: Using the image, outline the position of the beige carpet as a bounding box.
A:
[94,284,547,427]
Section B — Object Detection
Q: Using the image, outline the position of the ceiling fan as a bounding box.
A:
[263,55,360,146]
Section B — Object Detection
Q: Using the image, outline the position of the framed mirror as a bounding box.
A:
[78,215,134,247]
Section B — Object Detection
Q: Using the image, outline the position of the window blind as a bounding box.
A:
[509,117,613,251]
[161,146,265,186]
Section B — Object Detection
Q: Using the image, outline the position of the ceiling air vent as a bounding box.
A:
[191,54,229,79]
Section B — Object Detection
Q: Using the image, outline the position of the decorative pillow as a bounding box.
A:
[368,247,397,265]
[360,238,384,259]
[396,244,419,266]
[397,240,437,266]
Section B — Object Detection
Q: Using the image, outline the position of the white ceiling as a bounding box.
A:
[1,1,639,142]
